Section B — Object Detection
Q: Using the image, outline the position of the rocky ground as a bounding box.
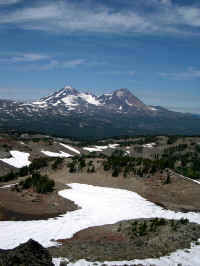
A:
[49,218,200,262]
[0,182,78,221]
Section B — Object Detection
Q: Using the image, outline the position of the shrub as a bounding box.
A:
[20,172,55,193]
[52,157,64,170]
[112,168,120,177]
[29,157,48,172]
[19,166,29,177]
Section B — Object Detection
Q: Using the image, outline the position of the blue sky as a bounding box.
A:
[0,0,200,113]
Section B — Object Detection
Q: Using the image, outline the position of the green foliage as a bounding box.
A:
[103,163,111,171]
[180,218,189,225]
[164,172,171,184]
[167,136,179,145]
[67,156,87,173]
[19,166,29,177]
[20,172,55,193]
[138,222,147,236]
[52,157,64,170]
[29,157,48,173]
[0,171,18,182]
[112,167,120,177]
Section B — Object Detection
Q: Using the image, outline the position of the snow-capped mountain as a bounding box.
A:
[26,86,154,114]
[31,86,102,111]
[98,88,149,112]
[0,85,200,139]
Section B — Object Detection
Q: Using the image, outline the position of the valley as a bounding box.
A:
[0,133,200,265]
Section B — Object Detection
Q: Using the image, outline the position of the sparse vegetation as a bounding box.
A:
[18,172,55,193]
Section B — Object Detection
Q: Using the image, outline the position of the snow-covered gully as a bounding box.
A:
[0,183,200,265]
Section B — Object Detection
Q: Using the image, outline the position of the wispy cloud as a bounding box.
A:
[128,71,136,76]
[12,53,50,62]
[0,52,86,70]
[0,0,21,5]
[41,59,86,70]
[0,1,200,36]
[96,70,136,76]
[0,52,50,63]
[160,67,200,80]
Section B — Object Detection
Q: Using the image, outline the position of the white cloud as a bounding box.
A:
[0,1,199,36]
[178,7,200,27]
[160,67,200,80]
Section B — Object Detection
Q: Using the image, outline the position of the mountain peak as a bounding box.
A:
[64,85,73,90]
[114,88,131,98]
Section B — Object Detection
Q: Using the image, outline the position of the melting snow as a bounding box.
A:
[83,144,119,152]
[60,143,80,154]
[0,151,31,168]
[41,150,72,158]
[83,147,104,152]
[1,183,200,252]
[143,143,156,148]
[0,183,18,189]
[109,144,120,148]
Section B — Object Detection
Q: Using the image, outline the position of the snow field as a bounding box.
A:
[1,183,200,252]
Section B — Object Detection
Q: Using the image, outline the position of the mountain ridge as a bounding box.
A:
[0,85,200,139]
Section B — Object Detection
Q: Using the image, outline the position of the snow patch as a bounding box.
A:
[0,183,18,189]
[125,100,133,106]
[0,151,31,168]
[83,147,104,152]
[60,143,80,154]
[61,95,79,107]
[79,93,101,106]
[109,144,120,148]
[41,150,72,158]
[143,143,156,148]
[149,106,157,111]
[83,144,119,152]
[116,91,124,97]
